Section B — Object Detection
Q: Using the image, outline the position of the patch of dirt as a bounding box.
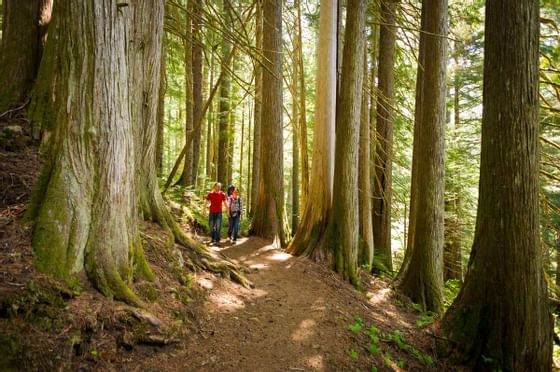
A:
[132,238,463,372]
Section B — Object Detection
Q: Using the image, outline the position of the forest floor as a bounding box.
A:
[0,116,464,371]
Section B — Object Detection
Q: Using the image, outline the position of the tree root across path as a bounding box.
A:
[180,245,254,289]
[140,218,253,291]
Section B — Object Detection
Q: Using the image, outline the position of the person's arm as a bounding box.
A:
[223,195,229,216]
[204,193,210,215]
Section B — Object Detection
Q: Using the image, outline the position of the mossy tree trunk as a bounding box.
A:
[27,0,249,305]
[250,0,289,247]
[0,0,52,114]
[441,0,552,369]
[322,0,367,286]
[27,0,148,305]
[372,0,398,272]
[287,0,336,259]
[397,0,447,314]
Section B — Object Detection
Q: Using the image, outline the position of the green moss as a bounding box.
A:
[137,282,158,302]
[132,238,154,282]
[0,335,23,371]
[85,247,143,307]
[32,165,79,279]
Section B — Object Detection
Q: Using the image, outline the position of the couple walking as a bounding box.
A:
[205,182,243,246]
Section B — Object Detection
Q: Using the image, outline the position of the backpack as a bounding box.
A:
[230,197,242,217]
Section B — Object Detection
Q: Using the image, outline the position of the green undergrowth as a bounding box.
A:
[347,315,435,370]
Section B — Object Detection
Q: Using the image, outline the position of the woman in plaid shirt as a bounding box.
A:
[227,187,243,242]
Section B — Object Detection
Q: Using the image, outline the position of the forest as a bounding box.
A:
[0,0,559,371]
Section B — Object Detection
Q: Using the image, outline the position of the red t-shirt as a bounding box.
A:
[207,191,226,213]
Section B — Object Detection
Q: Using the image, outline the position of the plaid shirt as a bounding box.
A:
[228,197,243,216]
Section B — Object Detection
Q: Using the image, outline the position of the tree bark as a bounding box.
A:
[398,0,447,313]
[441,0,552,369]
[296,0,309,210]
[287,0,337,258]
[27,0,249,306]
[217,1,232,186]
[291,62,300,234]
[178,0,194,187]
[396,0,426,281]
[359,48,373,268]
[0,0,52,114]
[250,0,262,215]
[322,0,367,285]
[27,0,149,305]
[206,46,215,179]
[443,62,463,282]
[156,38,167,176]
[249,0,289,246]
[190,0,204,187]
[372,0,398,272]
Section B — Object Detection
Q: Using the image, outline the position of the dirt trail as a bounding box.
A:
[135,237,440,372]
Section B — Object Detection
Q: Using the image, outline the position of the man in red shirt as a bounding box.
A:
[205,182,229,246]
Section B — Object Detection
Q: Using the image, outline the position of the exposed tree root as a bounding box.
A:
[180,245,254,289]
[144,199,253,289]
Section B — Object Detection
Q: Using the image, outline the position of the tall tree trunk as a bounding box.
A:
[396,0,426,281]
[443,59,463,282]
[27,0,249,306]
[246,109,252,208]
[398,0,447,313]
[27,0,152,305]
[296,0,309,210]
[206,46,215,179]
[287,0,337,258]
[372,0,398,272]
[217,1,232,186]
[190,0,204,187]
[292,62,300,234]
[369,17,379,239]
[359,48,373,268]
[250,0,262,215]
[239,102,245,186]
[323,0,367,285]
[178,0,194,186]
[0,0,52,114]
[249,0,289,246]
[441,1,552,369]
[156,39,166,176]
